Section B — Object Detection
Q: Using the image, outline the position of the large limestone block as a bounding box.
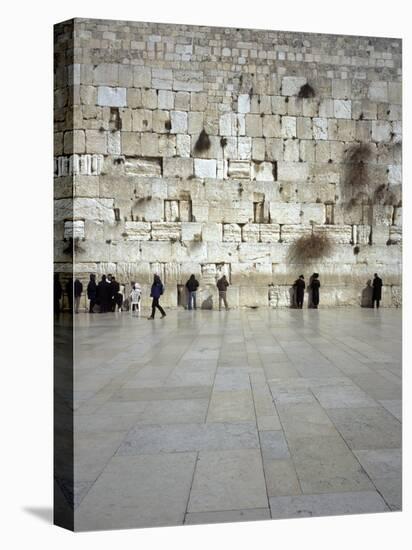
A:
[85,130,107,154]
[151,109,170,133]
[170,111,188,134]
[124,221,151,240]
[263,115,281,137]
[173,70,204,92]
[313,118,328,140]
[373,205,394,226]
[253,162,274,181]
[231,263,272,286]
[334,99,352,119]
[181,222,202,241]
[132,197,164,222]
[97,86,126,107]
[208,202,252,224]
[191,200,209,223]
[238,94,251,113]
[372,121,392,142]
[388,226,402,245]
[202,223,223,242]
[283,139,300,162]
[239,243,271,263]
[300,203,325,225]
[140,241,172,262]
[158,90,174,110]
[207,242,239,263]
[223,223,242,242]
[125,158,161,177]
[63,220,85,239]
[371,226,390,245]
[314,225,352,244]
[219,113,238,136]
[242,223,260,243]
[238,137,252,160]
[281,225,312,243]
[173,241,208,263]
[133,66,152,87]
[332,79,352,100]
[163,158,194,178]
[239,286,269,307]
[245,114,263,137]
[356,224,372,245]
[277,162,309,182]
[194,159,217,179]
[270,203,301,224]
[228,160,250,179]
[121,133,141,155]
[260,224,280,243]
[388,82,402,105]
[281,76,307,96]
[152,68,173,89]
[60,198,115,223]
[281,116,297,138]
[368,81,388,102]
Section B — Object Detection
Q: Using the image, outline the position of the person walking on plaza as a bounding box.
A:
[87,273,97,313]
[293,275,306,309]
[74,278,83,314]
[186,274,199,310]
[217,275,229,311]
[130,283,142,316]
[65,277,73,313]
[372,273,383,309]
[148,275,166,320]
[97,274,110,313]
[309,273,320,309]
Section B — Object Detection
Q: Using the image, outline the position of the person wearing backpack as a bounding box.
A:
[148,275,166,320]
[185,274,199,310]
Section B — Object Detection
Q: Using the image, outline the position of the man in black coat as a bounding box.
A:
[185,274,199,310]
[372,273,383,309]
[309,273,321,309]
[54,273,62,318]
[74,279,83,313]
[87,274,97,313]
[111,276,120,312]
[293,275,306,309]
[97,275,110,313]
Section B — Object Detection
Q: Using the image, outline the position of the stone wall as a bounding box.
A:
[54,18,402,309]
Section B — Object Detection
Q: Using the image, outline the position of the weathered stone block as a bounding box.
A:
[194,159,217,178]
[227,160,250,179]
[313,118,328,140]
[173,70,204,92]
[151,222,181,241]
[332,79,352,99]
[266,138,283,161]
[223,223,242,242]
[282,76,306,96]
[269,203,301,224]
[190,92,208,111]
[175,91,190,111]
[202,223,222,242]
[238,94,251,113]
[163,158,194,178]
[314,225,352,243]
[152,68,173,90]
[368,81,388,102]
[242,223,260,242]
[141,88,158,109]
[284,139,300,162]
[263,115,281,137]
[277,162,309,182]
[253,162,274,181]
[334,99,352,119]
[252,138,265,161]
[133,66,152,88]
[280,224,312,243]
[181,222,202,241]
[64,220,85,239]
[281,116,297,138]
[85,130,107,154]
[132,109,152,132]
[97,86,126,107]
[158,90,174,110]
[300,203,325,225]
[140,134,160,157]
[260,224,280,243]
[124,221,151,240]
[238,137,252,160]
[372,120,392,142]
[171,111,188,134]
[245,114,263,137]
[152,110,171,134]
[176,134,191,158]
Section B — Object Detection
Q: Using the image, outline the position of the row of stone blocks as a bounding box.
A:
[54,154,103,176]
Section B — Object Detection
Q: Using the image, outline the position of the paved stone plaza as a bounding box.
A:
[72,307,401,530]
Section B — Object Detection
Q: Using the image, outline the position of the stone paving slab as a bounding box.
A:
[187,449,268,513]
[116,421,259,455]
[75,453,197,530]
[112,385,212,401]
[206,390,255,423]
[325,407,402,450]
[135,399,209,425]
[269,491,389,519]
[184,508,270,525]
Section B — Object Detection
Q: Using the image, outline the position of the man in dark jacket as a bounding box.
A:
[97,275,110,313]
[294,275,306,309]
[74,278,83,313]
[217,275,229,311]
[372,273,383,309]
[148,274,166,319]
[111,276,120,312]
[87,274,97,313]
[186,274,199,310]
[309,273,320,309]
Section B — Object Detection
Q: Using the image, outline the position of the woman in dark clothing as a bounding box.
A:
[293,275,306,309]
[87,274,97,313]
[309,273,320,308]
[186,274,199,310]
[372,273,383,309]
[148,275,166,320]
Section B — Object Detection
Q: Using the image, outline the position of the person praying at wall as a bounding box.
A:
[97,274,110,313]
[111,276,120,312]
[217,275,230,311]
[74,278,83,314]
[293,275,306,309]
[309,273,321,309]
[148,275,166,320]
[87,274,97,313]
[372,273,383,309]
[186,274,199,310]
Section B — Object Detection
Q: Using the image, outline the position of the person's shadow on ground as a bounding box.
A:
[361,280,373,307]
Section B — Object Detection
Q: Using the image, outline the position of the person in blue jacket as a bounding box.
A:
[148,274,166,320]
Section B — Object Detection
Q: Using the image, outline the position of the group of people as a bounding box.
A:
[54,271,384,317]
[292,272,383,309]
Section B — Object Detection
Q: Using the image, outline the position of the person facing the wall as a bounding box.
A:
[54,273,62,318]
[309,273,321,309]
[372,273,383,309]
[186,274,199,310]
[148,275,166,320]
[87,274,97,313]
[217,275,230,311]
[65,277,73,313]
[97,274,110,313]
[111,276,120,312]
[130,283,142,315]
[74,278,83,314]
[294,275,306,309]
